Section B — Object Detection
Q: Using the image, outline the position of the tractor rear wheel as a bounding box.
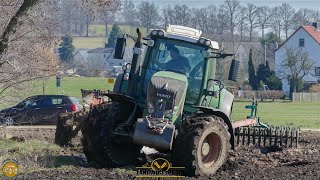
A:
[172,115,230,177]
[101,102,142,167]
[81,102,110,165]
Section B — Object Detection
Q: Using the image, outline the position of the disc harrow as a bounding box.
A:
[235,126,300,148]
[232,99,300,148]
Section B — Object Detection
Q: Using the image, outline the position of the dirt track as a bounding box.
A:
[12,130,320,180]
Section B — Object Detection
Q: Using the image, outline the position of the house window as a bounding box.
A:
[315,67,320,77]
[299,38,305,47]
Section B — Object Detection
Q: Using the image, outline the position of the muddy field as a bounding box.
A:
[7,130,318,180]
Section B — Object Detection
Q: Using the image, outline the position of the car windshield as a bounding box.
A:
[143,38,207,104]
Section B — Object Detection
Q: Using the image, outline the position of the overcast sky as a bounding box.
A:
[133,0,320,10]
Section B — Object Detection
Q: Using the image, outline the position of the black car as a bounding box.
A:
[0,95,83,126]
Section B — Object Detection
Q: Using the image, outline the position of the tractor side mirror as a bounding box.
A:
[228,59,240,82]
[114,37,126,59]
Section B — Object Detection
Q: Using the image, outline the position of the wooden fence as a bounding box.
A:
[292,93,320,102]
[236,90,284,101]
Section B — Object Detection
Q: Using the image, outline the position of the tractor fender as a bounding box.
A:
[105,93,141,125]
[193,106,235,150]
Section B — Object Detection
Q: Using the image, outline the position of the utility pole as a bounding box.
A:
[264,42,267,64]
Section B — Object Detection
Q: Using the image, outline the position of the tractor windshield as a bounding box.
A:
[143,38,207,104]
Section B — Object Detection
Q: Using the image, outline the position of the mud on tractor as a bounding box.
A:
[55,25,299,177]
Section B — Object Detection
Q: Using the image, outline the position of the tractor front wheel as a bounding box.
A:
[101,101,142,167]
[81,102,110,165]
[172,115,230,177]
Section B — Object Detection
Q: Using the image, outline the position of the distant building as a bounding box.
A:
[235,42,265,84]
[86,47,134,77]
[275,23,320,96]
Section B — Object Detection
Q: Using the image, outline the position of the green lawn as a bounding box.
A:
[73,24,147,49]
[232,102,320,129]
[36,77,114,98]
[0,77,114,109]
[73,37,106,49]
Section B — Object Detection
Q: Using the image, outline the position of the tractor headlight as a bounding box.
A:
[205,40,211,46]
[157,30,165,36]
[203,50,211,58]
[151,30,158,36]
[147,40,154,47]
[124,72,129,80]
[199,38,205,44]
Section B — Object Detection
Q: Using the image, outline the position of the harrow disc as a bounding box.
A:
[234,126,300,148]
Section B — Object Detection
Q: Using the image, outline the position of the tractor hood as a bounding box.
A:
[144,71,188,123]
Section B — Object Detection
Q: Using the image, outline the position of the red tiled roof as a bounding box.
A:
[302,25,320,44]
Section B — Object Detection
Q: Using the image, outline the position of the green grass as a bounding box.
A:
[36,77,114,98]
[73,37,106,49]
[0,139,60,159]
[0,139,80,175]
[0,77,114,109]
[232,101,320,129]
[73,24,148,49]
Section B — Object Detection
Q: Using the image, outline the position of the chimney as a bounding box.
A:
[312,22,319,30]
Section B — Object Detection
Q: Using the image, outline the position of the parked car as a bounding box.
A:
[0,95,83,126]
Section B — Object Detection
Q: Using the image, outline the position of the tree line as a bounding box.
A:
[60,0,320,43]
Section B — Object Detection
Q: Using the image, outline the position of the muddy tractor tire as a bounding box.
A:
[101,101,142,167]
[55,111,87,146]
[81,102,110,165]
[172,115,230,177]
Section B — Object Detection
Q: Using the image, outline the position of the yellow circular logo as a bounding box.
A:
[2,160,18,177]
[151,158,171,172]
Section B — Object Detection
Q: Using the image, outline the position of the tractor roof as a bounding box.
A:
[165,25,219,50]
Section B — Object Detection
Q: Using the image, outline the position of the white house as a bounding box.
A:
[275,23,320,96]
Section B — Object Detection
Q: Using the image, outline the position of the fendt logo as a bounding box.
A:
[157,93,171,98]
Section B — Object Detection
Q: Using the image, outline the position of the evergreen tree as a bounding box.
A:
[58,35,75,63]
[257,61,271,86]
[248,48,258,90]
[266,72,282,90]
[106,24,122,48]
[257,61,282,90]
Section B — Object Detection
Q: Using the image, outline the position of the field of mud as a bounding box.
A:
[8,130,319,180]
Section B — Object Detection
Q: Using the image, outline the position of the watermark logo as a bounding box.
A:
[2,159,18,177]
[136,158,184,178]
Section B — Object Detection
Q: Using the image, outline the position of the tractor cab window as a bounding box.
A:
[143,38,207,104]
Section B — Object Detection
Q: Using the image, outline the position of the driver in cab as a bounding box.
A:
[156,46,191,74]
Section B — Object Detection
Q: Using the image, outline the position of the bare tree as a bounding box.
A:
[279,47,315,93]
[222,0,241,42]
[0,0,120,103]
[257,6,273,39]
[122,0,136,26]
[162,5,172,29]
[136,1,160,31]
[173,4,191,26]
[280,3,295,39]
[245,3,259,41]
[216,5,228,41]
[271,6,283,38]
[292,8,317,30]
[237,7,247,42]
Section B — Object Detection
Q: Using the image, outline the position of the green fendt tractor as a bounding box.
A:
[81,25,239,177]
[54,25,299,177]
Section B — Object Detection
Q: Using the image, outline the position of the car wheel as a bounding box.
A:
[4,117,14,126]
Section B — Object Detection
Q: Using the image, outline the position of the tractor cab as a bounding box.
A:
[113,25,237,124]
